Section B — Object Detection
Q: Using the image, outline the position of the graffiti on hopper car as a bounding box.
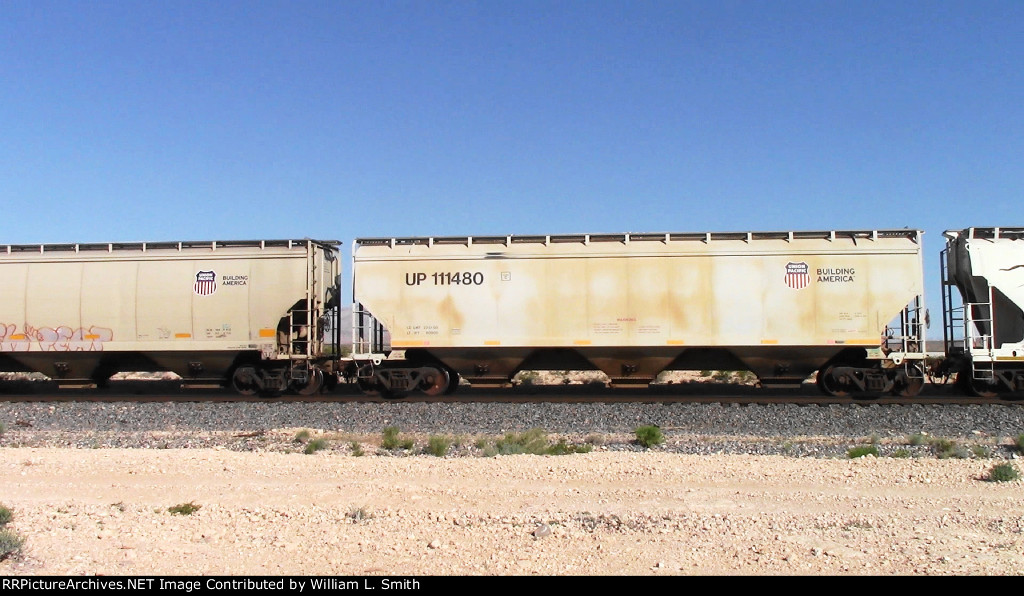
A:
[0,323,113,352]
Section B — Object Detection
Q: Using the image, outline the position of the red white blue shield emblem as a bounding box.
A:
[785,262,810,290]
[194,271,217,296]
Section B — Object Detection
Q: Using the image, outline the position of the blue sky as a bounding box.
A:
[2,1,1021,331]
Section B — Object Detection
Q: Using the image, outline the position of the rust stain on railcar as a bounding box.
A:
[353,232,925,351]
[667,255,712,344]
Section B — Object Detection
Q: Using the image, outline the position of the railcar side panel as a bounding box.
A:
[355,234,923,347]
[353,231,925,386]
[83,261,138,342]
[0,265,29,351]
[0,240,340,388]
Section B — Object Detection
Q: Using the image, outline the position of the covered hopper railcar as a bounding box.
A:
[7,227,1019,400]
[0,239,341,394]
[941,227,1024,397]
[349,229,929,398]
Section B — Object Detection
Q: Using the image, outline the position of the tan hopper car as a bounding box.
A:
[0,239,340,394]
[351,230,927,397]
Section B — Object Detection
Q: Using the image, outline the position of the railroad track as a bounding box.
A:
[0,380,1012,406]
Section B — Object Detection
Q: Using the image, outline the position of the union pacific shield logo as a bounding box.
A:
[785,262,810,290]
[194,270,217,296]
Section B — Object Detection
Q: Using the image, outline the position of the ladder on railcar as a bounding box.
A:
[941,247,965,357]
[352,302,387,356]
[281,241,329,360]
[942,247,996,382]
[885,296,926,354]
[965,286,997,383]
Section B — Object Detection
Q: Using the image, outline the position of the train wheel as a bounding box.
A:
[356,378,380,396]
[970,380,999,398]
[231,366,259,396]
[893,365,925,398]
[444,371,461,395]
[292,369,324,396]
[420,368,450,397]
[816,366,849,397]
[956,372,998,398]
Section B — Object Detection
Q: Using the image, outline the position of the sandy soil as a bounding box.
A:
[1,447,1023,576]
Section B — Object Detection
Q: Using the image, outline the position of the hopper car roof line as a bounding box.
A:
[2,238,342,255]
[355,249,924,262]
[356,229,922,248]
[943,227,1024,241]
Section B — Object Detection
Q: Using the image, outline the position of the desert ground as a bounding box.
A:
[1,445,1022,576]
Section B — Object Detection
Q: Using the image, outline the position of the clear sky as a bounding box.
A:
[2,1,1021,333]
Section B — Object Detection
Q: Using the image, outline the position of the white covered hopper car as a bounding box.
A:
[0,239,341,394]
[941,227,1024,396]
[350,229,929,397]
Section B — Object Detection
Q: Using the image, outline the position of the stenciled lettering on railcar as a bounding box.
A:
[816,267,855,283]
[405,272,485,286]
[221,275,248,286]
[194,271,217,296]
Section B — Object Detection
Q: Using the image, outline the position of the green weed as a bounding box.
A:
[847,445,879,459]
[0,529,25,561]
[381,426,414,450]
[634,425,664,448]
[986,462,1021,482]
[167,502,201,516]
[304,438,329,454]
[426,435,452,457]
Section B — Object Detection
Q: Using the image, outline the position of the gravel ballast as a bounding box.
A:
[2,400,1024,456]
